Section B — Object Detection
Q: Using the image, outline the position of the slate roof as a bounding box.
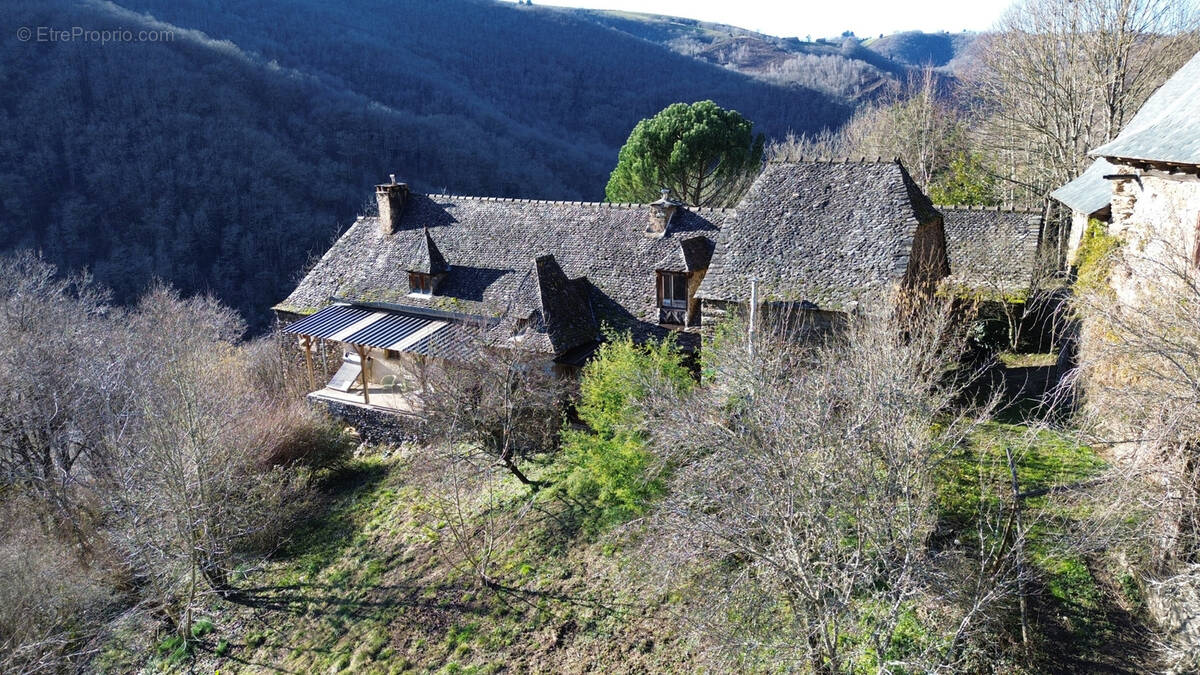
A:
[696,159,943,309]
[1050,159,1117,215]
[1091,51,1200,166]
[276,194,731,353]
[501,255,597,354]
[940,206,1043,296]
[414,226,450,275]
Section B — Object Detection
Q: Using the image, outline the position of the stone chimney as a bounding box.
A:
[375,174,410,235]
[646,188,680,237]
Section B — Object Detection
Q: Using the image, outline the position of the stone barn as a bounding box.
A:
[696,158,950,331]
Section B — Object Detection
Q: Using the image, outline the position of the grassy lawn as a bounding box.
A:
[135,448,691,674]
[938,422,1152,672]
[102,414,1152,673]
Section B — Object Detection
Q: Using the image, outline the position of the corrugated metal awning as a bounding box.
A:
[283,304,374,340]
[284,303,469,356]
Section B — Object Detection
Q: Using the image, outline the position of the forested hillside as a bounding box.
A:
[568,10,977,101]
[1,0,849,328]
[866,30,978,71]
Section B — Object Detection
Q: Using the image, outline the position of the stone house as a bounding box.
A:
[274,179,731,411]
[1079,51,1200,305]
[696,159,949,331]
[275,159,962,413]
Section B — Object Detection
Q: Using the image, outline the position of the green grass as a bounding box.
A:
[104,418,1141,673]
[122,450,692,673]
[998,351,1058,368]
[936,422,1143,668]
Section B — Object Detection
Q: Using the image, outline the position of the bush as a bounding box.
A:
[243,331,321,402]
[1074,218,1122,296]
[929,151,1001,206]
[254,402,356,472]
[0,508,120,672]
[556,334,692,528]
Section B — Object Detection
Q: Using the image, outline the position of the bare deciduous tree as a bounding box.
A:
[0,253,121,549]
[104,287,311,640]
[420,335,568,489]
[969,0,1199,202]
[769,68,967,192]
[635,300,1046,671]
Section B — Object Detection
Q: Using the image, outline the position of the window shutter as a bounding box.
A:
[656,272,664,306]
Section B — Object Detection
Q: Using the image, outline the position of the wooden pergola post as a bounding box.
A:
[301,335,316,392]
[353,343,371,405]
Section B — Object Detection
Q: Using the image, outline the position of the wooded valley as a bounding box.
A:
[4,0,1200,672]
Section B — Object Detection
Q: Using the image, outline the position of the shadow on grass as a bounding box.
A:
[1029,566,1156,674]
[270,460,391,569]
[227,580,486,618]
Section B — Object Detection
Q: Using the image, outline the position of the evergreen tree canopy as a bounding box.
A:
[605,101,764,207]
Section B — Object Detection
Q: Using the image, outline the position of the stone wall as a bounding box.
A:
[1106,164,1200,305]
[307,395,427,446]
[905,215,951,294]
[699,298,844,339]
[1147,567,1200,672]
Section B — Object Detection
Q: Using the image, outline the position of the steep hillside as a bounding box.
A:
[567,10,978,102]
[865,30,978,72]
[1,0,849,329]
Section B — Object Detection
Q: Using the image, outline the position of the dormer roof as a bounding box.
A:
[408,225,450,275]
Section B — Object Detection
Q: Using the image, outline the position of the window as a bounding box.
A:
[408,272,432,296]
[658,271,689,309]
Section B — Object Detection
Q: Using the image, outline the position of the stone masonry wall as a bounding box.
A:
[1107,165,1200,306]
[307,395,427,446]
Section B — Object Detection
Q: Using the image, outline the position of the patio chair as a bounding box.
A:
[379,374,397,392]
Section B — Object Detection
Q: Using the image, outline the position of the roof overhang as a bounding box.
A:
[283,302,474,359]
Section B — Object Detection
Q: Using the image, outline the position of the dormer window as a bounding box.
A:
[408,272,432,296]
[657,271,694,326]
[658,271,689,309]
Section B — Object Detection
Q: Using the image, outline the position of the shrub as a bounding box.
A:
[0,508,120,673]
[929,151,1001,206]
[254,402,356,472]
[557,334,692,528]
[1074,218,1122,296]
[243,331,325,402]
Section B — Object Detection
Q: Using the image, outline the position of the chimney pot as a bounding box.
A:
[646,188,679,237]
[375,176,410,235]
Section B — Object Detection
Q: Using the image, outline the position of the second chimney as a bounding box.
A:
[376,174,410,235]
[646,188,680,237]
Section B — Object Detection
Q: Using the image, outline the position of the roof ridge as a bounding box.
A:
[426,193,647,209]
[935,204,1043,214]
[421,193,738,213]
[767,156,902,165]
